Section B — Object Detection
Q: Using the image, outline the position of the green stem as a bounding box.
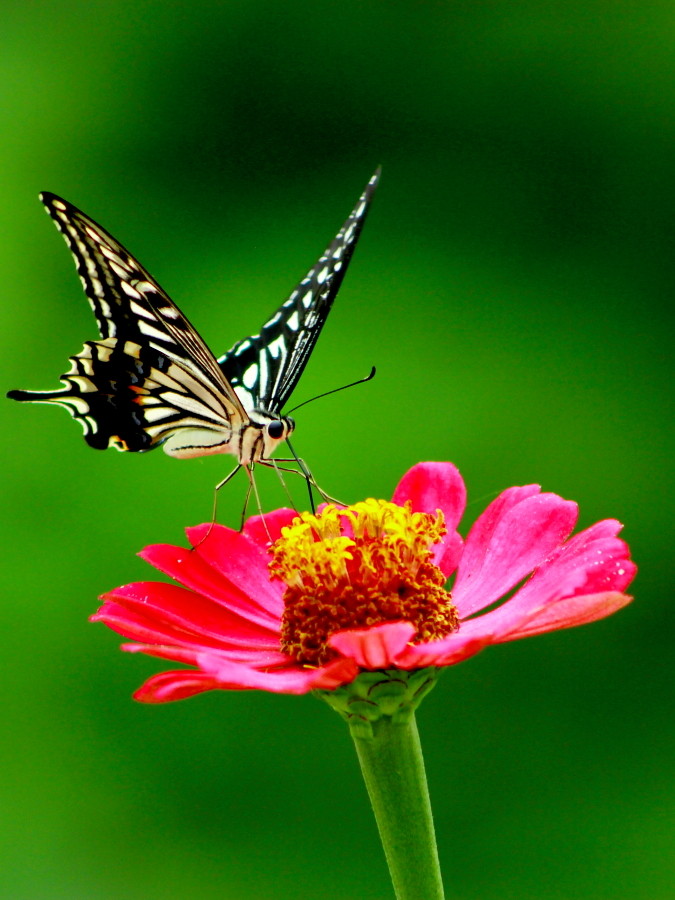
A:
[351,713,445,900]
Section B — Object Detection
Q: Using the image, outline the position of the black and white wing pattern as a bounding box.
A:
[7,170,379,464]
[219,168,380,414]
[7,193,247,457]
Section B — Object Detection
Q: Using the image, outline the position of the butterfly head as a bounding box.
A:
[240,411,295,465]
[265,414,295,451]
[266,415,295,442]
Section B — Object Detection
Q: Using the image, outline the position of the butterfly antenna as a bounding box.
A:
[285,366,376,416]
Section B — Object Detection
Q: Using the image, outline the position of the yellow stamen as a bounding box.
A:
[270,500,459,665]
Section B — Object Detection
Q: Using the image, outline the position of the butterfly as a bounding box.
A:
[8,170,379,487]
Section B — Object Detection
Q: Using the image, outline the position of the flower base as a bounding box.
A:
[315,666,441,740]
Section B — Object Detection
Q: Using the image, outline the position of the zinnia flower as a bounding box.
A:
[92,463,636,704]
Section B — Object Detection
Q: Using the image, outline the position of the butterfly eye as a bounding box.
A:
[267,421,285,439]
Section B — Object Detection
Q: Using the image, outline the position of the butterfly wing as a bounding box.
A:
[8,194,247,456]
[219,168,380,414]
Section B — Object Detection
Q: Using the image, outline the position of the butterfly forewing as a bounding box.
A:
[219,168,380,413]
[38,193,237,399]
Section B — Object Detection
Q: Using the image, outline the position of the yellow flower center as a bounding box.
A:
[269,499,459,666]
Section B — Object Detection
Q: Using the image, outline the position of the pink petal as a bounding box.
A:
[454,490,578,617]
[183,524,283,615]
[196,653,358,694]
[392,601,546,668]
[523,520,636,599]
[93,596,260,651]
[328,621,416,668]
[139,543,281,630]
[243,508,298,546]
[474,520,637,635]
[133,670,223,703]
[305,658,361,690]
[121,642,290,668]
[493,590,634,642]
[91,601,202,648]
[393,628,493,668]
[94,603,279,663]
[434,531,464,581]
[392,462,466,528]
[392,462,466,576]
[98,582,279,647]
[455,484,541,587]
[122,642,200,664]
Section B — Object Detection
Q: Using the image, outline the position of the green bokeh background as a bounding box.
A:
[2,3,672,898]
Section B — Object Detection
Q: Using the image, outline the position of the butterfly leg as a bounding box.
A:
[268,459,301,513]
[257,457,316,512]
[280,438,344,506]
[265,457,340,513]
[215,464,242,493]
[291,451,317,513]
[281,437,318,511]
[210,465,242,532]
[240,467,254,531]
[241,464,274,541]
[260,457,343,509]
[189,465,243,551]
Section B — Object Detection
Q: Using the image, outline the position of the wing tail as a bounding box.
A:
[7,388,65,403]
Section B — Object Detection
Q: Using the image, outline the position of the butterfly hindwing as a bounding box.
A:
[219,168,380,413]
[16,337,241,453]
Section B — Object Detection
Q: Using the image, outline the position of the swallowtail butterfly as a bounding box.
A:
[8,170,379,476]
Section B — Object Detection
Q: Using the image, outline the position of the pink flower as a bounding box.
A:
[92,463,636,703]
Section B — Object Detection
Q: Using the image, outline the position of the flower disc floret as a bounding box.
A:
[270,499,460,666]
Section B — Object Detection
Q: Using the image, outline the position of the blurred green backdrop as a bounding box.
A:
[2,2,672,898]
